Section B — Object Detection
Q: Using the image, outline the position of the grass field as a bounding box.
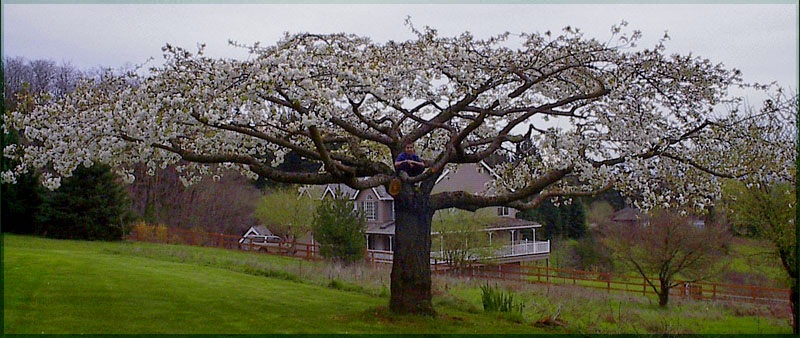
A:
[2,234,792,334]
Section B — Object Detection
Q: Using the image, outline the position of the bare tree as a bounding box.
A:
[127,162,261,234]
[601,209,731,307]
[3,57,82,107]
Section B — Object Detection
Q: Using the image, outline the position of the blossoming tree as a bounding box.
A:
[4,22,794,315]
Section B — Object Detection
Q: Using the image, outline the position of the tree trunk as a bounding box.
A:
[658,280,670,307]
[389,183,435,315]
[778,247,797,333]
[791,284,798,334]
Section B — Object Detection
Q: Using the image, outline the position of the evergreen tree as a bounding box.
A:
[311,196,366,265]
[36,164,134,240]
[517,199,586,240]
[565,201,587,238]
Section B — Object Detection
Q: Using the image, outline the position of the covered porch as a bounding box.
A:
[365,218,550,265]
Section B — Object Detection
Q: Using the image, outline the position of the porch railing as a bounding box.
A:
[371,240,551,264]
[492,240,550,257]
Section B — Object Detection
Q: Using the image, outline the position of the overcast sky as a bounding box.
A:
[2,3,798,95]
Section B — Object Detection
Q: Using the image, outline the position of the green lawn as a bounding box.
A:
[2,235,550,334]
[2,234,791,334]
[725,237,789,287]
[4,237,374,333]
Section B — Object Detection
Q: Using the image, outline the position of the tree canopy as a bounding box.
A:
[6,23,792,208]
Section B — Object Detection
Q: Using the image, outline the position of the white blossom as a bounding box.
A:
[2,25,794,214]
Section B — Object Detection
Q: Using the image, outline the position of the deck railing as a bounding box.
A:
[491,240,550,257]
[427,240,551,263]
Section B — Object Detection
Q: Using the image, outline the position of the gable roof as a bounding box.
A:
[317,183,392,201]
[322,184,359,199]
[366,221,395,235]
[432,162,498,195]
[483,217,542,231]
[243,225,273,237]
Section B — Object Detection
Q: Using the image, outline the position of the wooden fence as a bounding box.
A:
[127,226,790,306]
[127,226,319,260]
[440,264,791,305]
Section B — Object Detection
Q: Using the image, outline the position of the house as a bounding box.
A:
[241,225,274,238]
[309,162,551,265]
[610,207,706,229]
[610,207,647,227]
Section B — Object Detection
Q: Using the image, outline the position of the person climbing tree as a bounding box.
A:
[390,141,427,195]
[394,142,426,177]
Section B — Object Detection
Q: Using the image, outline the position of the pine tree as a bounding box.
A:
[36,164,134,240]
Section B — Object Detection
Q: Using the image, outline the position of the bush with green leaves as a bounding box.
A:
[311,195,366,265]
[480,283,523,314]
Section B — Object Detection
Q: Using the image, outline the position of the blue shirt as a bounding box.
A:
[396,152,421,163]
[396,152,424,176]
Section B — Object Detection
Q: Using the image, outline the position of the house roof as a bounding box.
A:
[243,225,273,237]
[315,183,393,201]
[482,217,541,231]
[432,162,498,195]
[366,221,395,235]
[611,207,644,222]
[366,218,539,236]
[371,186,393,200]
[322,183,359,199]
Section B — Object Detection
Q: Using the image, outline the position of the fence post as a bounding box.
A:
[546,266,550,284]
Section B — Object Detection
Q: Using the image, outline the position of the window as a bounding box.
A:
[362,196,377,221]
[497,206,510,217]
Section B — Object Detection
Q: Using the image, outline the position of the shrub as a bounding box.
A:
[132,221,154,241]
[155,225,169,243]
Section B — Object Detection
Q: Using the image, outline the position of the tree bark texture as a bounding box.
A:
[658,280,670,307]
[389,183,435,315]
